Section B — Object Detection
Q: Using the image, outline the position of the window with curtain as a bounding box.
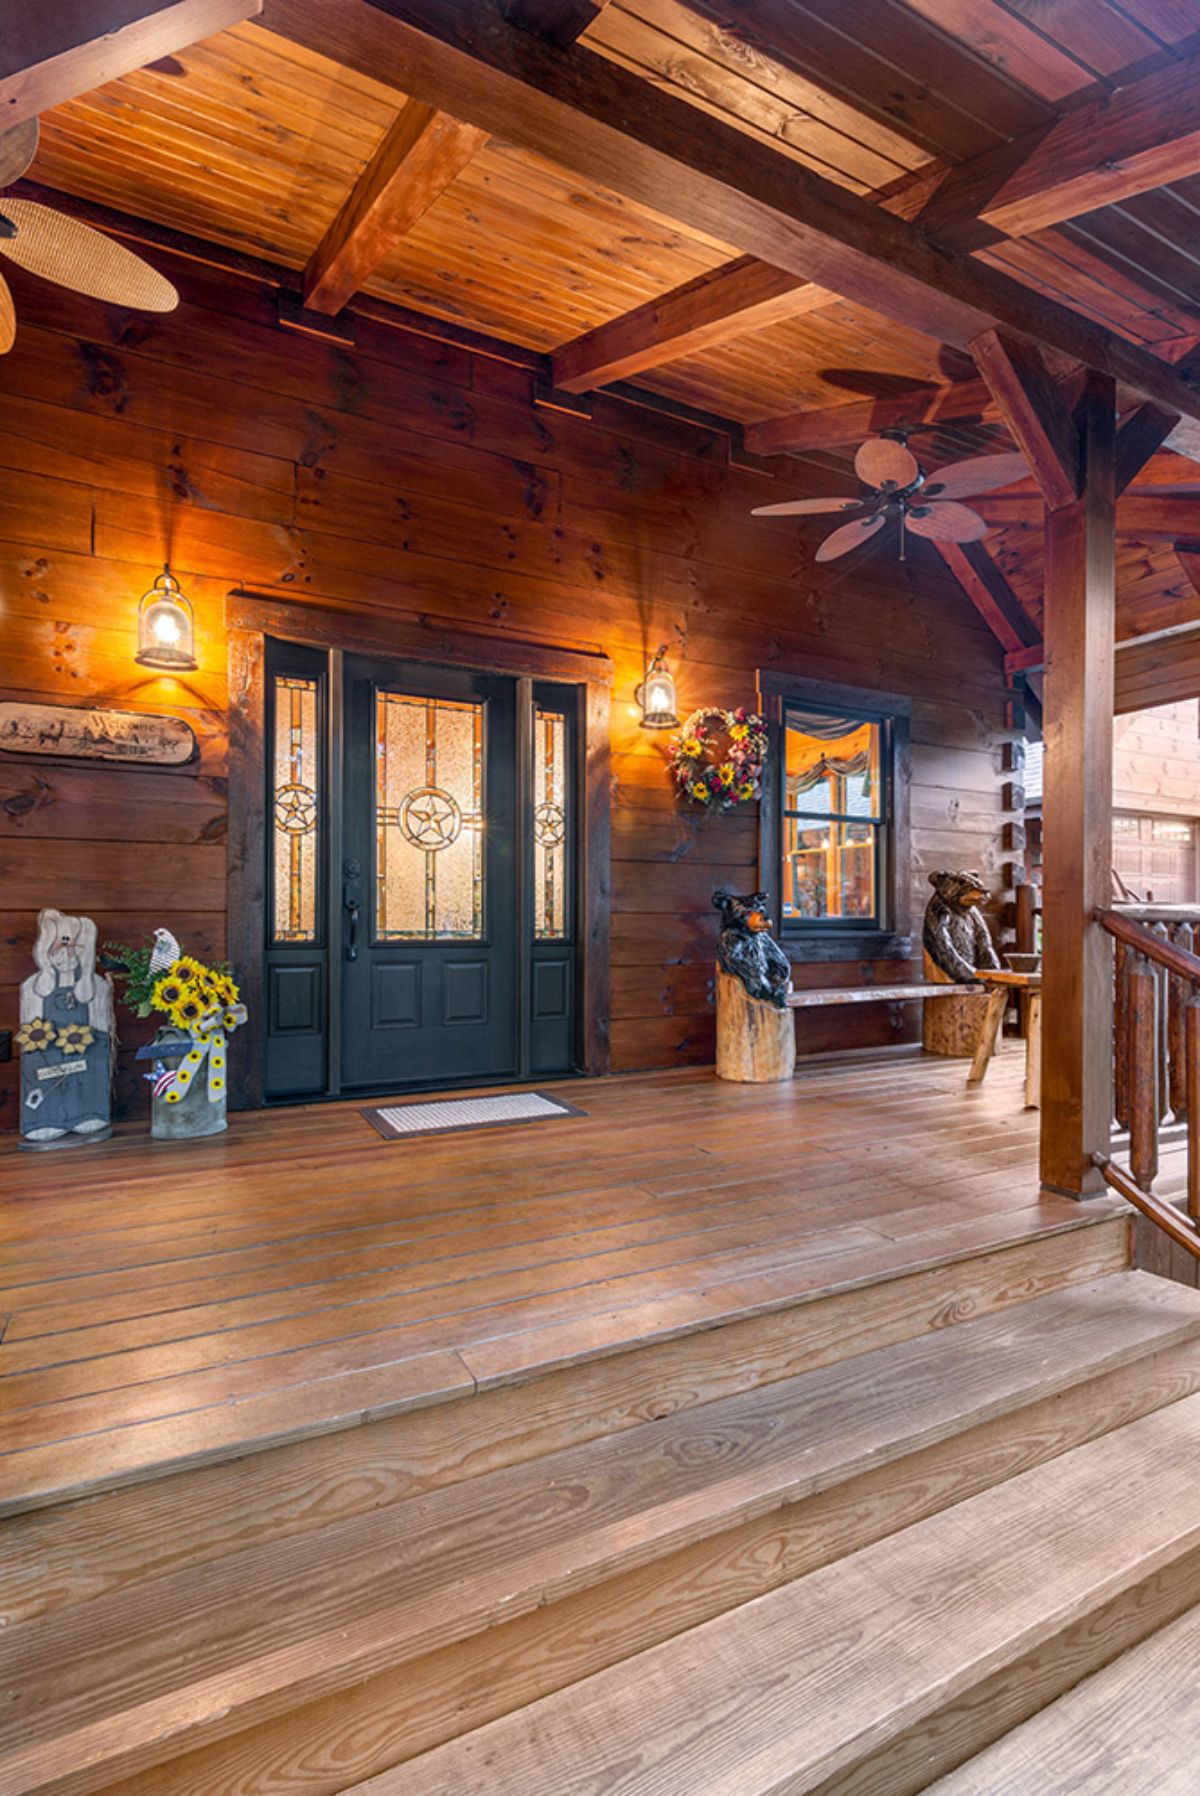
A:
[782,706,889,928]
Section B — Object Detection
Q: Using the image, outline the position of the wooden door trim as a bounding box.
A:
[226,590,612,1107]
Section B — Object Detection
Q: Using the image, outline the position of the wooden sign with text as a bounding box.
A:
[0,702,197,766]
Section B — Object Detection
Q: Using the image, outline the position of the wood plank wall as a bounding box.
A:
[0,253,1013,1126]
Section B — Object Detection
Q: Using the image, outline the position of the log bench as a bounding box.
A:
[786,983,975,1010]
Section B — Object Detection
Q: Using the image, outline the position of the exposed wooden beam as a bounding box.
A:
[0,0,260,127]
[975,494,1200,535]
[257,0,1200,426]
[501,0,612,47]
[970,329,1081,511]
[745,380,995,456]
[934,541,1040,657]
[926,46,1200,241]
[543,35,1200,396]
[303,98,488,315]
[1040,372,1117,1196]
[1114,404,1180,498]
[553,257,831,393]
[1116,625,1200,713]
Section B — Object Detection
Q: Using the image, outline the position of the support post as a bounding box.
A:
[1039,371,1117,1194]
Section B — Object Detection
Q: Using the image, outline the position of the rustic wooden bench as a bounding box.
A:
[786,983,975,1009]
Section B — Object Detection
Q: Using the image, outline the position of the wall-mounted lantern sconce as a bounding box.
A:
[636,645,679,730]
[135,567,197,672]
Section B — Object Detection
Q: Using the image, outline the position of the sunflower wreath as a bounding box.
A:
[669,706,768,811]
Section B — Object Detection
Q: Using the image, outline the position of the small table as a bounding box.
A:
[968,969,1043,1108]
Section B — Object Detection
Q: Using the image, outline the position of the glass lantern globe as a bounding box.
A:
[135,568,197,672]
[636,646,680,730]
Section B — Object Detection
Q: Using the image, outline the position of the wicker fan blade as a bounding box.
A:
[0,200,177,311]
[855,436,918,489]
[0,269,14,355]
[922,452,1029,500]
[814,513,886,562]
[906,500,990,543]
[0,118,38,189]
[751,496,863,517]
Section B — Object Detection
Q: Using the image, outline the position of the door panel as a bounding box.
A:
[340,657,518,1090]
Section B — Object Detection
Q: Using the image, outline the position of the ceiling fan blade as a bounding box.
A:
[751,496,863,517]
[0,118,38,189]
[0,269,14,355]
[922,452,1030,500]
[906,500,990,543]
[0,200,177,311]
[855,436,918,489]
[814,513,886,562]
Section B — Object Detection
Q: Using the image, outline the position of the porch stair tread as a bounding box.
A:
[360,1383,1200,1796]
[3,1269,1197,1796]
[926,1599,1200,1794]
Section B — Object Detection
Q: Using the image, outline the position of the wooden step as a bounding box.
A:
[926,1600,1200,1794]
[5,1270,1200,1796]
[374,1377,1200,1796]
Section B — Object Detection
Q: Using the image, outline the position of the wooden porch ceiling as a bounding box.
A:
[12,0,1200,654]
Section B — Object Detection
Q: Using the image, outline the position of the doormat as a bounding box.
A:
[361,1090,586,1141]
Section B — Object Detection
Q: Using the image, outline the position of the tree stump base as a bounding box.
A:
[716,967,796,1083]
[921,949,990,1057]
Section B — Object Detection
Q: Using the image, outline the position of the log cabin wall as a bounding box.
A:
[0,251,1013,1127]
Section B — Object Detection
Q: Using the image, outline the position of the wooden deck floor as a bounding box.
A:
[0,1048,1126,1516]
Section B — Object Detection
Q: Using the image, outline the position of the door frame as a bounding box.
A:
[226,590,612,1109]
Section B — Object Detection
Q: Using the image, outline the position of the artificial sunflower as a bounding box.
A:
[153,973,188,1011]
[56,1022,95,1056]
[172,956,207,988]
[170,992,208,1030]
[216,973,241,1006]
[15,1017,55,1053]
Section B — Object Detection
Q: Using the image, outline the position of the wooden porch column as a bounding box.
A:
[971,334,1117,1194]
[1039,373,1117,1193]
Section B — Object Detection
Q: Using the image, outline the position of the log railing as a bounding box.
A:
[1095,906,1200,1256]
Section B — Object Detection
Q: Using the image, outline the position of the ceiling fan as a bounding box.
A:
[751,433,1029,562]
[0,118,178,354]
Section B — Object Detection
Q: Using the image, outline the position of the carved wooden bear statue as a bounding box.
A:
[923,869,1002,984]
[712,888,793,1009]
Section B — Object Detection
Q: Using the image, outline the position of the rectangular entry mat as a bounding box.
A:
[361,1089,586,1141]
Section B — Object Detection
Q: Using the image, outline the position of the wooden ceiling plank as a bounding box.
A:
[1115,403,1181,497]
[934,539,1041,655]
[0,0,262,127]
[501,0,612,49]
[302,98,489,315]
[970,327,1082,509]
[1172,543,1200,598]
[552,257,831,392]
[254,0,1200,426]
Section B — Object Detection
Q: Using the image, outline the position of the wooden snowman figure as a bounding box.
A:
[17,910,114,1148]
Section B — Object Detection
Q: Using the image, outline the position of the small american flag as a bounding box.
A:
[152,1067,178,1101]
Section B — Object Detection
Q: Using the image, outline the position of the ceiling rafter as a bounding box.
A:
[302,97,488,316]
[970,328,1082,511]
[934,540,1040,657]
[255,0,1200,429]
[0,0,261,126]
[546,36,1200,398]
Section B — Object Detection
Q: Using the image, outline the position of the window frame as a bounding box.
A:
[758,672,912,964]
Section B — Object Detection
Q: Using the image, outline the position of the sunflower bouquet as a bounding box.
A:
[105,938,247,1125]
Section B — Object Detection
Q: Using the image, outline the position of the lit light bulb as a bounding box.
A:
[153,609,181,645]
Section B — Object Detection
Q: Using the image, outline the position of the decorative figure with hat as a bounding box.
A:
[16,909,114,1148]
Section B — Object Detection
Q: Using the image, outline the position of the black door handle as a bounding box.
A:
[345,897,360,962]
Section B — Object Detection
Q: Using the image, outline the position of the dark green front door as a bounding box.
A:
[262,642,580,1099]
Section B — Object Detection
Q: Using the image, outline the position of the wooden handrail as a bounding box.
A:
[1094,907,1200,1261]
[1095,908,1200,984]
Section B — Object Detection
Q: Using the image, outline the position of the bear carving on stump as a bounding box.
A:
[922,869,1002,984]
[713,888,793,1009]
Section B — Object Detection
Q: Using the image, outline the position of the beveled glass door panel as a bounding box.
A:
[376,691,485,941]
[341,657,517,1090]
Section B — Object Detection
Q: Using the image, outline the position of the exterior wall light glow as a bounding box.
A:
[636,645,679,730]
[135,567,197,672]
